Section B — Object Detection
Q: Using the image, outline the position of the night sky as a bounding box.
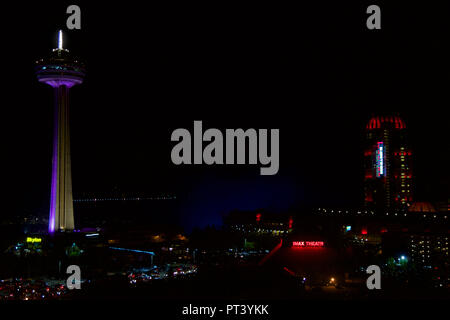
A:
[2,2,448,230]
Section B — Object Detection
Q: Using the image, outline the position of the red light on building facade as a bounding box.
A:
[361,229,368,235]
[256,213,261,222]
[288,217,293,229]
[292,241,324,247]
[366,116,406,130]
[283,266,296,276]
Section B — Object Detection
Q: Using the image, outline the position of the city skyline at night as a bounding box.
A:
[2,4,446,232]
[0,2,448,307]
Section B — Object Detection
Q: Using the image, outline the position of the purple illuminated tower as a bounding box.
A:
[35,31,85,233]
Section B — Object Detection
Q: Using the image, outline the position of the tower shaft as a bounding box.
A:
[49,85,74,232]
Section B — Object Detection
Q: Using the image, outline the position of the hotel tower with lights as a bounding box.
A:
[363,115,413,212]
[35,31,85,233]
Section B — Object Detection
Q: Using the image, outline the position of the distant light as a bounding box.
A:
[401,255,406,260]
[346,226,351,232]
[109,247,155,255]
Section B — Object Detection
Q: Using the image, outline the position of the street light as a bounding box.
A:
[329,277,335,286]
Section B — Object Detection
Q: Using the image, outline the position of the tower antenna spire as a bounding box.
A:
[58,30,63,50]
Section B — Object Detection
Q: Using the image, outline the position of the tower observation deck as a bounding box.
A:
[35,31,85,233]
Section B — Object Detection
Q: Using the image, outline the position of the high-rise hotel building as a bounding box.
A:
[364,115,413,212]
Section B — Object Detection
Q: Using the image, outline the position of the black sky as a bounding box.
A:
[2,2,448,229]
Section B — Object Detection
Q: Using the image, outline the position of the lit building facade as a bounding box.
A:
[224,211,293,236]
[408,234,449,267]
[35,31,85,233]
[364,115,413,212]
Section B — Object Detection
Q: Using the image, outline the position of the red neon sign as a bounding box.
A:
[292,241,324,247]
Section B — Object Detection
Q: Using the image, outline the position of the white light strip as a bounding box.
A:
[58,30,63,50]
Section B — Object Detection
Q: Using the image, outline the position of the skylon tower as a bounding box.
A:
[35,31,85,233]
